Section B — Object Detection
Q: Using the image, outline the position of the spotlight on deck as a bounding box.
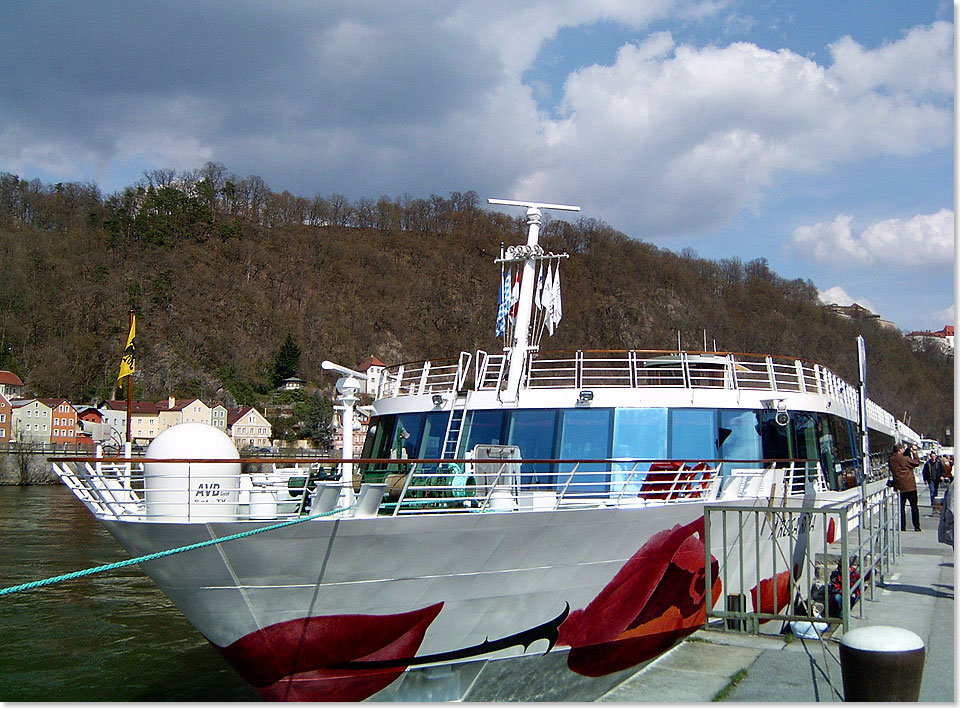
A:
[578,390,594,405]
[432,394,445,408]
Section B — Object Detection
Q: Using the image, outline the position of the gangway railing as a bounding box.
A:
[703,485,900,636]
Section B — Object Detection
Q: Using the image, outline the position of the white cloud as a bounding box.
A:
[791,209,955,267]
[828,22,954,99]
[0,4,952,239]
[817,285,876,313]
[931,304,955,327]
[512,22,952,235]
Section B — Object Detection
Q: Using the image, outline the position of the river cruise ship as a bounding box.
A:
[53,199,918,701]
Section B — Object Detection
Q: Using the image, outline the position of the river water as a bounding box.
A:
[0,485,257,701]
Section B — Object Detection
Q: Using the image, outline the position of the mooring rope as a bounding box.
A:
[0,506,352,597]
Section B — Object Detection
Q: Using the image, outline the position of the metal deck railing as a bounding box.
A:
[374,349,901,436]
[51,453,827,523]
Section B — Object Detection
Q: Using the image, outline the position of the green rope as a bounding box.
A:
[0,505,352,597]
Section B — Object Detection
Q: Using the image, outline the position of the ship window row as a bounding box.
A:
[362,407,890,492]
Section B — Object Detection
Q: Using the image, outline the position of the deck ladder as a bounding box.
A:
[440,391,469,459]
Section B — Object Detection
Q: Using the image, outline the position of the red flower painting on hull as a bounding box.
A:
[214,602,443,701]
[557,517,722,677]
[750,570,791,624]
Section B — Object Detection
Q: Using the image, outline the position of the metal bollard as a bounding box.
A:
[839,626,925,701]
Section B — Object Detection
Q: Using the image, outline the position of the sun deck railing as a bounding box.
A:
[51,454,825,522]
[376,349,897,433]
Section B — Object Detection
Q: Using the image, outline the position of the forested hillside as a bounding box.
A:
[0,165,952,442]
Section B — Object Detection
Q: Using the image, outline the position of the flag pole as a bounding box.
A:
[125,309,134,447]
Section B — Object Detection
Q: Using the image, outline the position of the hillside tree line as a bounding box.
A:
[0,164,951,444]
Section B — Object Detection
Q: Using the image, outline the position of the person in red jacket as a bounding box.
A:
[890,443,922,531]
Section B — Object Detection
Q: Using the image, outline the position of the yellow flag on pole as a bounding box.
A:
[117,315,136,384]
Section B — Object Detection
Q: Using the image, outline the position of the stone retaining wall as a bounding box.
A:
[0,451,60,485]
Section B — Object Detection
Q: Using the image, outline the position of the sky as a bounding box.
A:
[1,1,954,333]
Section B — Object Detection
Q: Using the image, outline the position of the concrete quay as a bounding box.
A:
[599,500,955,702]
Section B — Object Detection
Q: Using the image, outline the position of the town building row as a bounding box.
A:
[0,371,272,449]
[0,354,391,452]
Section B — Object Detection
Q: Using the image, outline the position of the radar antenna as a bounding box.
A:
[488,198,581,212]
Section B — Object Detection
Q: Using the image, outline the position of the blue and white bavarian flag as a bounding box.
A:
[495,268,510,336]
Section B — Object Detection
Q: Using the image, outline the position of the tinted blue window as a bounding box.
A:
[394,413,426,458]
[507,409,558,485]
[669,408,718,461]
[792,411,819,461]
[612,408,668,494]
[418,411,448,458]
[718,410,762,469]
[361,415,394,458]
[557,408,612,495]
[757,411,791,459]
[460,409,505,454]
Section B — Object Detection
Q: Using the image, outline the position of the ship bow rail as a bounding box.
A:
[51,453,834,523]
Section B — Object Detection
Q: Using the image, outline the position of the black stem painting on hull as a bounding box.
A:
[331,603,571,670]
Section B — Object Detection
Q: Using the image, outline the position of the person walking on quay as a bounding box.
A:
[938,480,953,547]
[890,443,922,531]
[922,452,946,506]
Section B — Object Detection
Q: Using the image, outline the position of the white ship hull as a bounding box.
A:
[98,490,843,701]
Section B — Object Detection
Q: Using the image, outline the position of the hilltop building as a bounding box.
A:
[824,303,897,330]
[357,355,386,396]
[279,377,306,392]
[906,325,955,355]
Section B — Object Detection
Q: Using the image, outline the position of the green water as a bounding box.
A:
[0,485,257,701]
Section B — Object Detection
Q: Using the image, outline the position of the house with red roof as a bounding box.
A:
[156,397,213,434]
[38,398,80,445]
[227,406,273,449]
[357,355,387,396]
[0,392,11,443]
[906,325,955,355]
[0,370,24,398]
[100,400,162,445]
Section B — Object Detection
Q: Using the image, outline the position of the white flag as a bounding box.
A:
[552,265,562,329]
[544,264,556,336]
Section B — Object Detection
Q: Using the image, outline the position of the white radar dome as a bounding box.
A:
[147,422,239,460]
[144,423,241,521]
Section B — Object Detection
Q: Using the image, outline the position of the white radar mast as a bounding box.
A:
[321,360,369,509]
[489,198,580,403]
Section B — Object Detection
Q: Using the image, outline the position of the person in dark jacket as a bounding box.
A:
[890,443,922,531]
[922,452,945,506]
[938,480,953,547]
